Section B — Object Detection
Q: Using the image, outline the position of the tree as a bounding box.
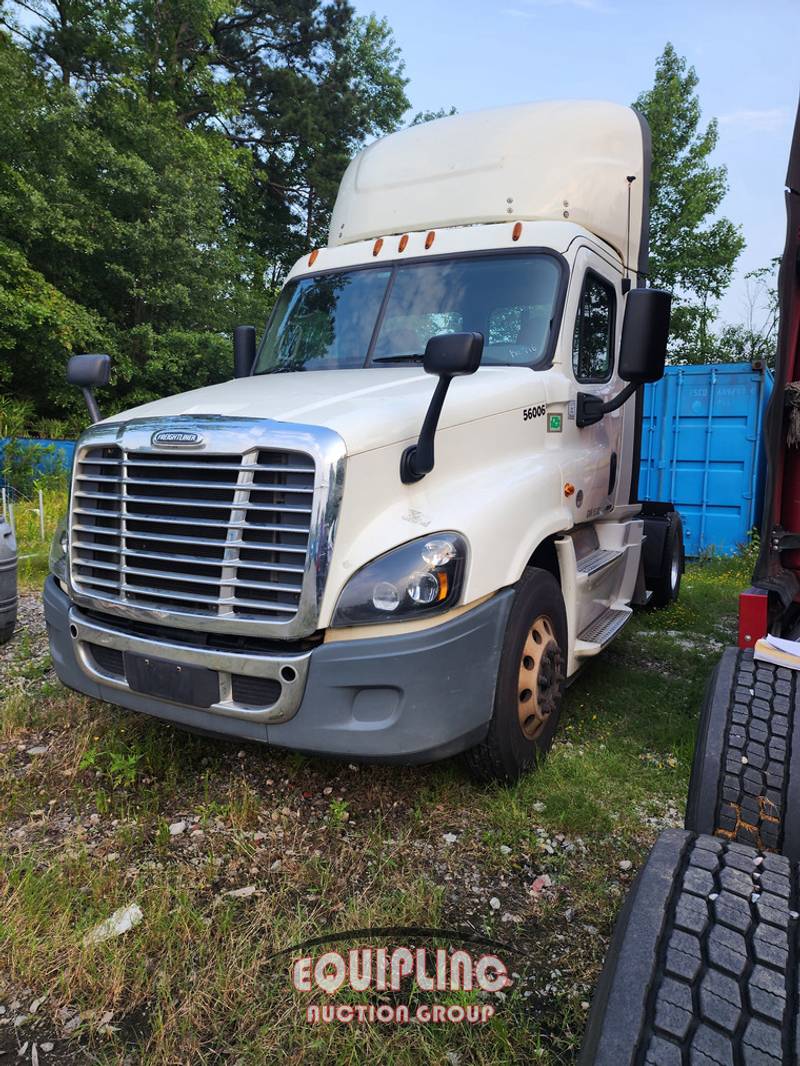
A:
[410,106,457,126]
[714,260,780,368]
[634,44,744,360]
[212,6,409,269]
[0,1,410,425]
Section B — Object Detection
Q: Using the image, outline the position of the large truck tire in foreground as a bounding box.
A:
[682,101,800,846]
[686,648,800,859]
[580,828,798,1066]
[45,101,680,780]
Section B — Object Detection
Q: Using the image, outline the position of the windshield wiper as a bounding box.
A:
[371,353,425,364]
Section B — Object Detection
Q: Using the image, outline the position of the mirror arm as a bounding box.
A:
[81,386,101,424]
[400,376,452,484]
[576,382,638,428]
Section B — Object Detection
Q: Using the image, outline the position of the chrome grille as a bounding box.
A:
[70,445,316,623]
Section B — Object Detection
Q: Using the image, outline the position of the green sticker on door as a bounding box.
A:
[547,413,562,433]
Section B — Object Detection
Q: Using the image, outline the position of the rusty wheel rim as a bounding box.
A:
[517,614,562,741]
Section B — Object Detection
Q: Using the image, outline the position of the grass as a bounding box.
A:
[4,484,67,586]
[0,532,755,1063]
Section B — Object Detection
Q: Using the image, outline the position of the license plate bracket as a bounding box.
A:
[124,652,219,709]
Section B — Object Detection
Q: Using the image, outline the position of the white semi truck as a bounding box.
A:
[44,101,682,780]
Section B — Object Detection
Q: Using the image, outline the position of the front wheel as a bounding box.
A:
[464,567,566,783]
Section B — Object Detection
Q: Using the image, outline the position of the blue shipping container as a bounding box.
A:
[640,363,773,557]
[0,437,76,487]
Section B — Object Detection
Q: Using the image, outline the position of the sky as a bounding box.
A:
[352,0,798,329]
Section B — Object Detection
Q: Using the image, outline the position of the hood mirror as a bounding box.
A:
[67,353,111,424]
[234,325,256,379]
[400,332,483,484]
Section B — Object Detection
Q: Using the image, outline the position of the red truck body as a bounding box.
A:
[739,97,800,647]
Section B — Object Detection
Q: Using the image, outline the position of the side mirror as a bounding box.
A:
[618,288,672,384]
[423,331,484,378]
[576,288,672,428]
[67,353,111,423]
[401,332,483,484]
[234,325,256,379]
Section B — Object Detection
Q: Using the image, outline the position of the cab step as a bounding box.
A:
[575,547,624,577]
[574,606,631,658]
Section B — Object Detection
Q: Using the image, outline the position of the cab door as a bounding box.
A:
[565,249,625,519]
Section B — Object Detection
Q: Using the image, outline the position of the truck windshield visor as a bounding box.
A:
[253,252,563,374]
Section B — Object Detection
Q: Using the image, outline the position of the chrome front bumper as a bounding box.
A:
[69,605,311,724]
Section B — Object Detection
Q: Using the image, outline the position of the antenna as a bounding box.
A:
[622,175,636,294]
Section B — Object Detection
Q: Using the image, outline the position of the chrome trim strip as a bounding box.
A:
[77,473,315,493]
[74,490,314,514]
[69,607,311,723]
[72,542,304,573]
[67,415,346,638]
[72,509,311,534]
[71,526,309,553]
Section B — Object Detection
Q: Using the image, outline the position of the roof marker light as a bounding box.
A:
[398,234,409,252]
[308,249,319,267]
[373,238,383,256]
[425,230,436,249]
[512,222,523,241]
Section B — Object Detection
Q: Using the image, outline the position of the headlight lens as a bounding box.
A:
[49,515,68,581]
[332,533,467,627]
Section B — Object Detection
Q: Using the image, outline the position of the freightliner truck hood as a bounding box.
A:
[102,366,549,456]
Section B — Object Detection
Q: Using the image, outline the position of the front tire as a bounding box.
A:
[465,566,566,783]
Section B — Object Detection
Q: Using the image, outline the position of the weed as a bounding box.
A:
[327,798,350,827]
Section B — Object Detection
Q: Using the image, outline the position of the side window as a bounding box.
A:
[572,272,615,383]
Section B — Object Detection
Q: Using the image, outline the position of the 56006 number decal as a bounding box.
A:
[522,404,547,421]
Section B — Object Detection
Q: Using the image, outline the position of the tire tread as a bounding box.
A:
[582,830,799,1065]
[687,649,800,856]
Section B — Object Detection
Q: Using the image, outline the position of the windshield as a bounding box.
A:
[253,252,563,375]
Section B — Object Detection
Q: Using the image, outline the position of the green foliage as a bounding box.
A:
[79,740,144,789]
[0,398,35,439]
[0,1,409,422]
[0,396,71,498]
[634,43,745,360]
[712,260,779,367]
[410,106,458,126]
[1,438,66,497]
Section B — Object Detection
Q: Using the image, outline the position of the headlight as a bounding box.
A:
[49,516,68,581]
[332,533,467,627]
